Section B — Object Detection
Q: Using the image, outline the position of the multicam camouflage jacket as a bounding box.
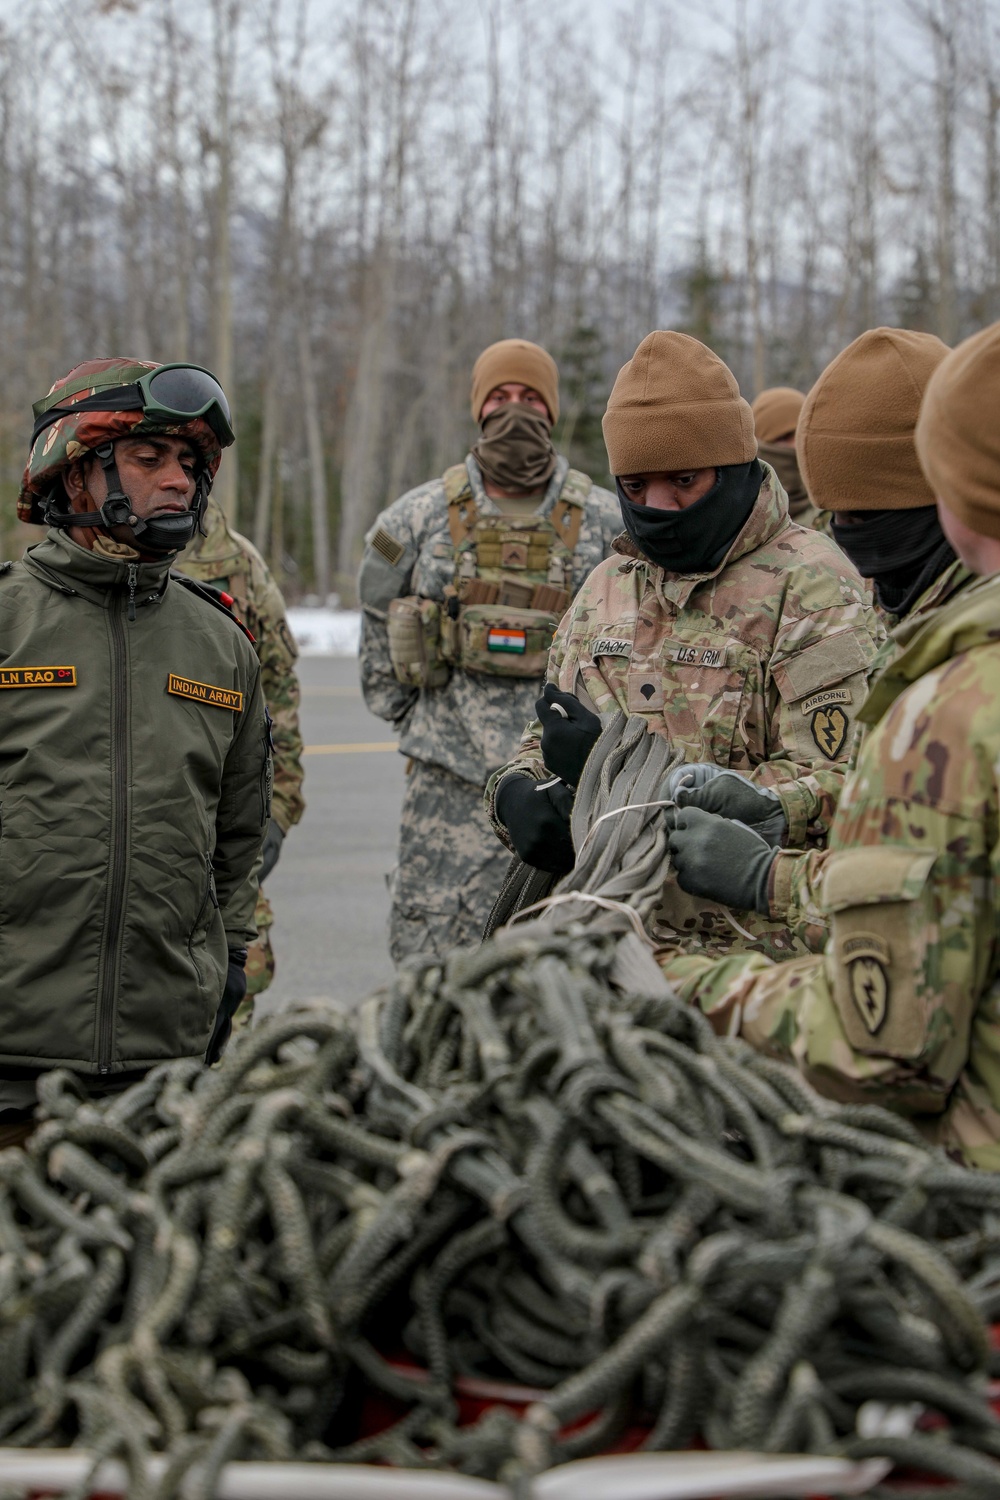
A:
[486,469,884,958]
[358,455,621,787]
[177,499,305,835]
[488,465,883,871]
[658,570,1000,1168]
[771,557,973,947]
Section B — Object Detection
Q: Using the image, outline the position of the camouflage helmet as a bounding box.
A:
[19,357,226,526]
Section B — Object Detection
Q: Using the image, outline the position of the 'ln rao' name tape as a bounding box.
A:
[487,628,527,654]
[167,673,244,711]
[0,665,77,688]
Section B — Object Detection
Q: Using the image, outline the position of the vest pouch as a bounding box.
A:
[387,596,450,688]
[459,603,558,679]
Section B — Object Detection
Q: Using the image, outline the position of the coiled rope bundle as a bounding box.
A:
[1,717,1000,1495]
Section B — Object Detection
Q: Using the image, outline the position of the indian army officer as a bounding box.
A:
[358,338,621,961]
[668,330,972,872]
[0,358,270,1147]
[750,385,823,531]
[487,331,883,958]
[177,496,305,1020]
[661,319,1000,1168]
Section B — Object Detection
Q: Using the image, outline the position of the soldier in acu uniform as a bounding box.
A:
[358,339,621,962]
[177,496,305,1018]
[0,359,269,1147]
[487,332,884,960]
[661,320,1000,1168]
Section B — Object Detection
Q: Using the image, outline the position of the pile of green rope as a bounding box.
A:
[4,941,1000,1495]
[1,717,1000,1496]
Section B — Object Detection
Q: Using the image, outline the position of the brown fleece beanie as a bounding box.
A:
[798,328,949,511]
[916,321,1000,541]
[470,340,559,425]
[602,332,756,476]
[752,386,805,444]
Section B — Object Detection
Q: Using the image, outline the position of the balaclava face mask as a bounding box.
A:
[758,442,809,517]
[616,460,764,575]
[472,402,557,492]
[831,505,955,617]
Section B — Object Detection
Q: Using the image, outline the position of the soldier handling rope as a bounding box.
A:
[663,320,1000,1168]
[487,331,884,960]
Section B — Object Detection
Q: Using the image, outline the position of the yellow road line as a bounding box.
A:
[304,741,398,755]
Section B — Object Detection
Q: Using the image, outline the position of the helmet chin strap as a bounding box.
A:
[44,442,210,556]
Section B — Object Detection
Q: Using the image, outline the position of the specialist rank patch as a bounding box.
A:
[0,665,77,689]
[167,673,244,712]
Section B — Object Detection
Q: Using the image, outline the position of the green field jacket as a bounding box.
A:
[0,531,270,1078]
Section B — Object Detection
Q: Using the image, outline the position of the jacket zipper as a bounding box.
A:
[97,584,131,1072]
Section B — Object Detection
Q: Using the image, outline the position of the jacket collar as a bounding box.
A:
[22,529,172,608]
[611,461,790,608]
[860,569,1000,727]
[465,452,569,517]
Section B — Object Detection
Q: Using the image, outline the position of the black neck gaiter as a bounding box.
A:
[616,460,764,576]
[830,505,956,618]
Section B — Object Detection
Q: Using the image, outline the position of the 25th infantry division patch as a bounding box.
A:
[810,705,848,758]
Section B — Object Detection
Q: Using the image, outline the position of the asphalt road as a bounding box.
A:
[258,655,406,1014]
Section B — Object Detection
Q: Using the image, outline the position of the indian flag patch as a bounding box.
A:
[487,627,527,654]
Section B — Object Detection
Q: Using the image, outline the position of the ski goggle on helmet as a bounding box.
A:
[30,362,235,449]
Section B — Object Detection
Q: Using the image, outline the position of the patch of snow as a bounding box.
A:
[287,607,361,656]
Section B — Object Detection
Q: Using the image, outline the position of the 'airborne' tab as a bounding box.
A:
[167,673,244,712]
[0,665,77,689]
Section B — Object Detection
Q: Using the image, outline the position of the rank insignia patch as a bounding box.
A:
[167,674,244,711]
[810,704,848,758]
[0,665,77,688]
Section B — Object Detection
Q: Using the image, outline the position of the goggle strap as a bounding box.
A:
[31,386,145,443]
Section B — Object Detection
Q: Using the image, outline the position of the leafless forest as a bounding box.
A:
[0,0,996,597]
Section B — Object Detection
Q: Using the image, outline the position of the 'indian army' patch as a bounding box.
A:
[167,674,244,712]
[843,933,890,1034]
[810,704,848,758]
[0,665,77,688]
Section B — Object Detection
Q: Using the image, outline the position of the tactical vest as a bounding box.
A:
[387,464,592,686]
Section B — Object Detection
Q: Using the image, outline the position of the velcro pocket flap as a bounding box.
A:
[823,846,937,912]
[771,630,871,705]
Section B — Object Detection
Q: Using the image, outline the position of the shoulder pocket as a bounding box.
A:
[823,846,938,1059]
[771,629,872,705]
[359,535,413,614]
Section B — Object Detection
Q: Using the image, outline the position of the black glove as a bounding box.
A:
[675,771,788,848]
[667,806,777,915]
[259,818,285,882]
[536,683,602,787]
[495,774,576,874]
[206,948,248,1066]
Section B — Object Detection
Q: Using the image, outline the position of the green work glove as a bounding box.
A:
[661,762,726,800]
[675,770,787,848]
[667,806,777,915]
